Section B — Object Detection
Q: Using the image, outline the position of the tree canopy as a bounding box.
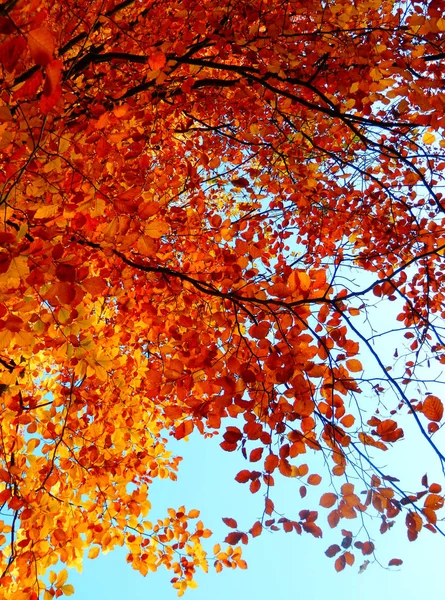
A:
[1,0,445,597]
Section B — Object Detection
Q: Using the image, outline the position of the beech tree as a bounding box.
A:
[1,0,445,597]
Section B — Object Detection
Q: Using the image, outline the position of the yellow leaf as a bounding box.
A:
[437,18,445,31]
[349,82,359,93]
[34,204,60,219]
[62,584,75,596]
[59,137,71,153]
[55,568,68,588]
[88,547,100,559]
[423,132,436,145]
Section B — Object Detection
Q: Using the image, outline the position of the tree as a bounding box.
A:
[0,0,444,596]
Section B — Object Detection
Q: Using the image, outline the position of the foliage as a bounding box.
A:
[0,0,445,596]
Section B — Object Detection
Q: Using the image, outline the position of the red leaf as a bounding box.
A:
[40,59,63,114]
[235,470,251,483]
[222,517,237,529]
[223,427,243,444]
[250,521,262,537]
[14,69,43,100]
[264,453,279,473]
[388,558,403,566]
[0,36,27,72]
[325,544,341,558]
[174,420,194,440]
[148,51,166,71]
[224,531,244,545]
[302,522,322,538]
[265,498,274,515]
[249,447,263,462]
[56,264,76,282]
[249,479,261,493]
[248,322,271,339]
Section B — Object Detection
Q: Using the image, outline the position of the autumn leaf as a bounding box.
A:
[148,51,166,71]
[388,558,403,567]
[422,396,444,422]
[222,517,238,529]
[145,220,169,238]
[27,28,55,66]
[320,493,338,509]
[250,521,262,537]
[235,470,251,484]
[307,474,322,485]
[249,447,263,462]
[264,454,279,473]
[325,544,341,558]
[346,359,363,373]
[224,531,244,545]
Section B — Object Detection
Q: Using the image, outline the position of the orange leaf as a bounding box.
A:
[320,493,338,508]
[28,28,55,66]
[308,474,322,485]
[335,554,346,572]
[340,414,355,428]
[429,483,442,493]
[250,521,262,537]
[328,510,340,529]
[424,494,444,510]
[341,483,354,496]
[145,220,169,238]
[264,453,279,473]
[423,396,444,422]
[346,359,363,372]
